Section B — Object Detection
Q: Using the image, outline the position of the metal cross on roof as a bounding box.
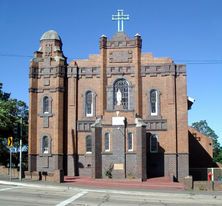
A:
[112,9,129,32]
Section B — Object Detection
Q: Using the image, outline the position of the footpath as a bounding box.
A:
[0,174,222,196]
[0,174,184,191]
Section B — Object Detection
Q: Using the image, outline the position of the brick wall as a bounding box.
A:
[29,31,190,181]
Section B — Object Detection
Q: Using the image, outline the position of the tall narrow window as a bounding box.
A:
[128,132,133,151]
[42,136,49,154]
[113,78,129,109]
[104,132,110,152]
[85,91,93,117]
[86,135,92,153]
[43,96,49,114]
[150,134,158,153]
[150,90,157,116]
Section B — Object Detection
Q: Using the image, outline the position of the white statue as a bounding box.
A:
[116,89,122,105]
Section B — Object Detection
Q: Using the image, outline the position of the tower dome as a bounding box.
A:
[40,30,61,41]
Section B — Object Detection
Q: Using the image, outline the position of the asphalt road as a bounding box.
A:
[0,182,222,206]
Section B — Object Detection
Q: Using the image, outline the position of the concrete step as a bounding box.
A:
[64,176,185,190]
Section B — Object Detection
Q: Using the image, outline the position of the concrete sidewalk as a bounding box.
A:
[1,174,184,191]
[1,174,222,197]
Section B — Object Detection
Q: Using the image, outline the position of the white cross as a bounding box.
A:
[112,9,129,32]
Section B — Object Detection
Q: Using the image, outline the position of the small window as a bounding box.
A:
[150,90,157,116]
[104,132,110,152]
[85,91,93,117]
[150,134,158,153]
[86,135,92,153]
[128,132,133,151]
[42,136,49,154]
[43,96,49,114]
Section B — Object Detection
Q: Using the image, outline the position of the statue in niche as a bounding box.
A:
[116,89,122,105]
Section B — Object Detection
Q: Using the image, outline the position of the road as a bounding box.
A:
[0,182,222,206]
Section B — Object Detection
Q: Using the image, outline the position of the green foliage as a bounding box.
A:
[192,120,222,163]
[104,163,113,178]
[0,82,28,166]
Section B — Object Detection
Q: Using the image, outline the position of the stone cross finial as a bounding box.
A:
[112,9,129,32]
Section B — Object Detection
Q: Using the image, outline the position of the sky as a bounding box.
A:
[0,0,221,143]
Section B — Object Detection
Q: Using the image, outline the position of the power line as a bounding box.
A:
[176,62,222,65]
[1,53,222,65]
[0,53,32,58]
[175,59,222,61]
[175,59,222,64]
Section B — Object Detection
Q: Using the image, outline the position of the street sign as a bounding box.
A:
[8,137,13,147]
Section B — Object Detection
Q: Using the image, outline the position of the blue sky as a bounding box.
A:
[0,0,221,142]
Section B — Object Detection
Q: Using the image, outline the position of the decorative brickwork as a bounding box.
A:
[28,29,198,182]
[144,119,167,131]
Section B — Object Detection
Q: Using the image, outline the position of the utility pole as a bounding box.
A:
[9,148,12,181]
[19,118,23,181]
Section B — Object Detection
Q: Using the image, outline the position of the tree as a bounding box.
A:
[0,82,28,166]
[192,120,222,163]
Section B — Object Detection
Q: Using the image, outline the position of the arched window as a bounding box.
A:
[113,78,129,109]
[104,132,110,152]
[85,91,93,117]
[86,135,92,153]
[127,132,133,151]
[150,90,158,116]
[150,134,158,153]
[42,136,49,154]
[43,96,49,113]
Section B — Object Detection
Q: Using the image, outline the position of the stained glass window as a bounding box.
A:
[43,96,49,113]
[85,91,93,116]
[150,134,158,153]
[150,90,157,115]
[128,132,133,151]
[86,135,92,153]
[42,136,49,154]
[105,133,110,151]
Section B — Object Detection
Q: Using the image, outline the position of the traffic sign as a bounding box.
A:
[8,137,13,147]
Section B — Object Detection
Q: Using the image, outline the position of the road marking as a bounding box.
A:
[0,186,23,192]
[0,180,61,190]
[56,191,88,206]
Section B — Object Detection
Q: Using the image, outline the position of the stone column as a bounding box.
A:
[136,118,147,181]
[91,119,102,178]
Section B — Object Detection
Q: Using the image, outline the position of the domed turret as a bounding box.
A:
[40,30,61,41]
[38,30,64,59]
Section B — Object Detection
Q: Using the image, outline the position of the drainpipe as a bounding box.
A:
[174,64,179,180]
[75,62,79,176]
[124,119,127,178]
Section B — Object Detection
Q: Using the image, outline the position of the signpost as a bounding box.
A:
[8,136,13,181]
[19,118,23,181]
[8,136,13,147]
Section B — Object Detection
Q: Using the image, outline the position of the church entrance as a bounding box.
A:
[146,133,165,178]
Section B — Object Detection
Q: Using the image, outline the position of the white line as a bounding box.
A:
[0,186,23,192]
[0,187,15,192]
[0,180,61,190]
[56,191,88,206]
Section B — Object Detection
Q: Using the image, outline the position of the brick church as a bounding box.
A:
[28,11,192,181]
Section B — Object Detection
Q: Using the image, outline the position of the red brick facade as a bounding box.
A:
[29,30,190,181]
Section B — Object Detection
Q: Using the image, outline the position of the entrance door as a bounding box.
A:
[146,133,164,178]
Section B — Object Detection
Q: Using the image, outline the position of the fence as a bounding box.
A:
[190,168,222,182]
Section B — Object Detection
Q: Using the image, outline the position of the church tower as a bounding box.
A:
[28,30,67,173]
